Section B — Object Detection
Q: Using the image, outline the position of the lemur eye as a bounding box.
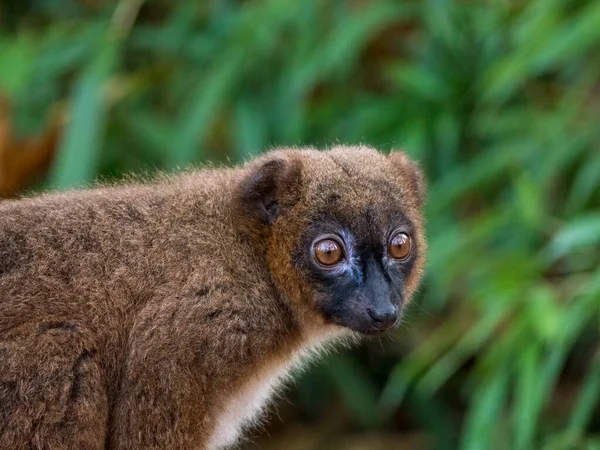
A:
[314,239,344,266]
[389,232,411,260]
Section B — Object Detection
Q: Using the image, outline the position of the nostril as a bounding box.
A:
[366,308,382,323]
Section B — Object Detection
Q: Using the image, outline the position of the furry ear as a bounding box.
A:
[237,155,302,225]
[388,151,427,207]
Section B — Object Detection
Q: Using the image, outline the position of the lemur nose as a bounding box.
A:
[366,305,397,330]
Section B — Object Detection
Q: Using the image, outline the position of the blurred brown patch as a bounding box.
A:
[0,93,62,197]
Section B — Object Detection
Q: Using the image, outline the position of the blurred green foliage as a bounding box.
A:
[2,0,600,448]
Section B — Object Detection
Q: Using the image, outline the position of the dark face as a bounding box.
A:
[294,205,419,334]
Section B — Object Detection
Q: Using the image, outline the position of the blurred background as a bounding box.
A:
[1,0,600,448]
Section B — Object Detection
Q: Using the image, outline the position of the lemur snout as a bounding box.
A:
[366,304,398,330]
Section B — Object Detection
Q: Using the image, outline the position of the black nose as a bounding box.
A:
[366,305,398,330]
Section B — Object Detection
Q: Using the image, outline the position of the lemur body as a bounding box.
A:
[0,146,426,449]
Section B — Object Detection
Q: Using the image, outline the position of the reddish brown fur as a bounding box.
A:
[0,146,426,450]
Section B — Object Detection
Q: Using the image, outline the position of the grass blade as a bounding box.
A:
[50,40,119,189]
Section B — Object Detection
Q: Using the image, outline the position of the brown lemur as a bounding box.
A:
[0,146,426,450]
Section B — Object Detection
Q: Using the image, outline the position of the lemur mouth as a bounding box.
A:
[359,328,388,335]
[322,309,401,335]
[359,324,398,335]
[355,314,401,335]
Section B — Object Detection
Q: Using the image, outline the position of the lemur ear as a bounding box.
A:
[237,155,302,225]
[388,151,427,207]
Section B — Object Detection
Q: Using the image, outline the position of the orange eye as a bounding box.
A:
[389,232,411,260]
[314,239,344,266]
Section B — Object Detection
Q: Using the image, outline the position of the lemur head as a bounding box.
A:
[237,146,426,335]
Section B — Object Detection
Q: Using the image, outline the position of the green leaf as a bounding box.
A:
[170,55,242,167]
[527,285,561,343]
[388,64,448,102]
[416,302,509,397]
[0,33,36,97]
[547,214,600,260]
[567,154,600,214]
[233,98,267,161]
[513,343,542,450]
[460,368,509,450]
[50,40,120,189]
[568,355,600,437]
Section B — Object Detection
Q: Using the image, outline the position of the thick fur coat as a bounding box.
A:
[0,146,426,449]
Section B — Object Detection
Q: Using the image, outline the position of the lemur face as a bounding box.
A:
[294,196,422,334]
[243,146,426,335]
[280,148,426,335]
[288,149,425,334]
